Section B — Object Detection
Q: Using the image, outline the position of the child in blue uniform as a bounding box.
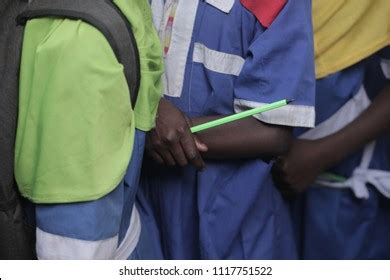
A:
[273,47,390,259]
[141,0,316,259]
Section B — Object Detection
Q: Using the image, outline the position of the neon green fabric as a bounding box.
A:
[114,0,164,131]
[15,0,163,203]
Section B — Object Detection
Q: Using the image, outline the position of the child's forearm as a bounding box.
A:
[192,116,292,160]
[316,85,390,169]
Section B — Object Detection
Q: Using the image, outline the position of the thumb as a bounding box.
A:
[194,136,208,152]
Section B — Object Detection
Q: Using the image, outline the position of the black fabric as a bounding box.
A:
[0,0,36,260]
[17,0,141,106]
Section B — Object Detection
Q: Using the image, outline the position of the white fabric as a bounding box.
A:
[36,228,118,260]
[158,0,199,97]
[300,86,370,140]
[205,0,235,13]
[381,59,390,79]
[300,86,390,199]
[234,99,316,128]
[36,206,141,260]
[150,0,165,28]
[316,142,390,199]
[114,206,141,260]
[193,43,245,76]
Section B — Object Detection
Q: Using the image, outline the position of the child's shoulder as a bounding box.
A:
[237,0,287,28]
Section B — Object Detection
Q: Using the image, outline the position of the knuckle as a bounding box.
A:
[176,126,186,136]
[188,151,199,161]
[162,131,178,144]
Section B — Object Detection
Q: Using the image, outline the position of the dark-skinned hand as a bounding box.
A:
[273,85,390,196]
[272,139,328,196]
[146,99,208,170]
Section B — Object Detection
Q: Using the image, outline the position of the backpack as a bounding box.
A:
[0,0,140,259]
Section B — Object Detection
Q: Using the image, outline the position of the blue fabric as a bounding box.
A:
[232,0,315,108]
[141,0,315,259]
[378,46,390,60]
[295,63,366,178]
[295,50,390,178]
[36,130,146,242]
[165,0,315,117]
[35,129,163,259]
[118,130,146,244]
[128,195,164,260]
[291,48,390,259]
[36,183,124,241]
[293,186,390,259]
[142,159,297,259]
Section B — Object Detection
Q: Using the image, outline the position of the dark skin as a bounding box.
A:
[191,116,292,160]
[272,84,390,194]
[146,99,292,169]
[146,99,208,170]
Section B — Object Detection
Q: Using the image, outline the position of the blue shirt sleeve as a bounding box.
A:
[233,0,316,128]
[364,46,390,100]
[379,46,390,80]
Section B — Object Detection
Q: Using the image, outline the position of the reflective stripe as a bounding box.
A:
[36,228,118,260]
[381,59,390,79]
[193,43,244,76]
[300,86,370,140]
[114,206,141,260]
[36,206,141,260]
[234,99,315,128]
[300,86,390,199]
[206,0,235,13]
[150,0,165,28]
[159,0,199,97]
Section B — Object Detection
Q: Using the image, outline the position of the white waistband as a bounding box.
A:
[316,168,390,200]
[300,86,390,199]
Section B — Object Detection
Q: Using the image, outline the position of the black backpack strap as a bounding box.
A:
[0,0,36,260]
[17,0,140,107]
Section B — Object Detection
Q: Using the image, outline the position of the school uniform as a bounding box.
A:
[141,0,316,259]
[292,47,390,259]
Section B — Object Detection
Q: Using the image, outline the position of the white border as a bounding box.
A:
[160,0,199,97]
[380,58,390,79]
[234,99,316,128]
[114,206,141,260]
[36,206,141,260]
[193,43,244,76]
[36,228,118,260]
[300,86,370,140]
[205,0,235,13]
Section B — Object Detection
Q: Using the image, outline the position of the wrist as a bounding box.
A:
[314,138,341,170]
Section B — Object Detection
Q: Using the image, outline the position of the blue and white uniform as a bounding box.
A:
[292,47,390,259]
[33,130,163,259]
[142,0,316,259]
